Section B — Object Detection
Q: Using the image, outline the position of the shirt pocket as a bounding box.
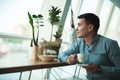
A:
[88,52,109,65]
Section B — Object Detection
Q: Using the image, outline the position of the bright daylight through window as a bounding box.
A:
[0,0,43,54]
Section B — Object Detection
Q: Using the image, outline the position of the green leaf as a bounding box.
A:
[27,12,34,31]
[38,14,43,18]
[32,15,37,18]
[40,24,44,26]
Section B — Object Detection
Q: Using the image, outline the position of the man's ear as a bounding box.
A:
[88,24,94,32]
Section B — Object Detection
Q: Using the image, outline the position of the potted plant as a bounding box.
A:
[27,12,44,61]
[48,6,62,42]
[53,31,62,42]
[28,12,44,47]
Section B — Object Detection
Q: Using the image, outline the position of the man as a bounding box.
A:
[58,13,120,80]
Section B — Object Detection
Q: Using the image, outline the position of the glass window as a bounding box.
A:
[0,0,43,35]
[79,0,99,14]
[104,6,120,45]
[0,0,43,55]
[0,38,30,53]
[98,0,113,35]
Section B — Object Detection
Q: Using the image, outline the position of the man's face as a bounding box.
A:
[76,18,90,38]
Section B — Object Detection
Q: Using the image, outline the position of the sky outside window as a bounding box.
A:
[0,0,43,35]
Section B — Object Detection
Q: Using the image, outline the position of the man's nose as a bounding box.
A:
[75,27,78,31]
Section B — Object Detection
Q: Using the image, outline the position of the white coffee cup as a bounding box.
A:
[77,53,86,63]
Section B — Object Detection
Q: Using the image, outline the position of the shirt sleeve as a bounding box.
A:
[100,41,120,79]
[58,40,80,62]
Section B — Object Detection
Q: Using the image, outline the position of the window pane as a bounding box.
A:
[0,0,43,36]
[105,7,120,45]
[98,0,113,35]
[79,0,99,14]
[0,37,30,57]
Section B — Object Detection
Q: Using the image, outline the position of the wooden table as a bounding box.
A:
[0,53,70,74]
[0,53,72,80]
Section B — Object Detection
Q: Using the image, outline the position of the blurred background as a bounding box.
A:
[0,0,120,80]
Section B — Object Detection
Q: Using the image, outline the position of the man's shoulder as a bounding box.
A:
[99,35,115,41]
[98,34,117,43]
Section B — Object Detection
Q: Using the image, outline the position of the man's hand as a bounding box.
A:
[66,54,77,64]
[82,63,98,74]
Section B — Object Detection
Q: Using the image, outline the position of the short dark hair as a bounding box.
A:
[78,13,100,33]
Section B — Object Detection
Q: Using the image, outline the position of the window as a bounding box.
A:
[0,0,43,54]
[62,0,120,46]
[0,0,43,35]
[0,0,67,55]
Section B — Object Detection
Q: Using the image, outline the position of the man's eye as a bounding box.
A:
[78,23,80,26]
[78,24,81,26]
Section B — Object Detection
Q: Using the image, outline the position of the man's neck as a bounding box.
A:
[84,33,97,47]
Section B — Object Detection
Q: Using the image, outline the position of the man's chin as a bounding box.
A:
[77,35,83,38]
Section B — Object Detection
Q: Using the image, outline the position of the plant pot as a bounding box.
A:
[28,46,39,61]
[40,40,62,55]
[33,45,39,61]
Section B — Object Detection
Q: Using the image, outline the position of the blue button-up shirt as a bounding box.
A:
[58,34,120,80]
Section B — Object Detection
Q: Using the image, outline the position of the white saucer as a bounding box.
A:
[77,63,88,66]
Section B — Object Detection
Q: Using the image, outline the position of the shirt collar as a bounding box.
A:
[91,34,100,44]
[81,34,100,46]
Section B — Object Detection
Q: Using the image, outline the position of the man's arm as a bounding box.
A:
[100,41,120,77]
[58,40,80,62]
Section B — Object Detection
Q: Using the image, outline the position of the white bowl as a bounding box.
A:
[38,55,57,62]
